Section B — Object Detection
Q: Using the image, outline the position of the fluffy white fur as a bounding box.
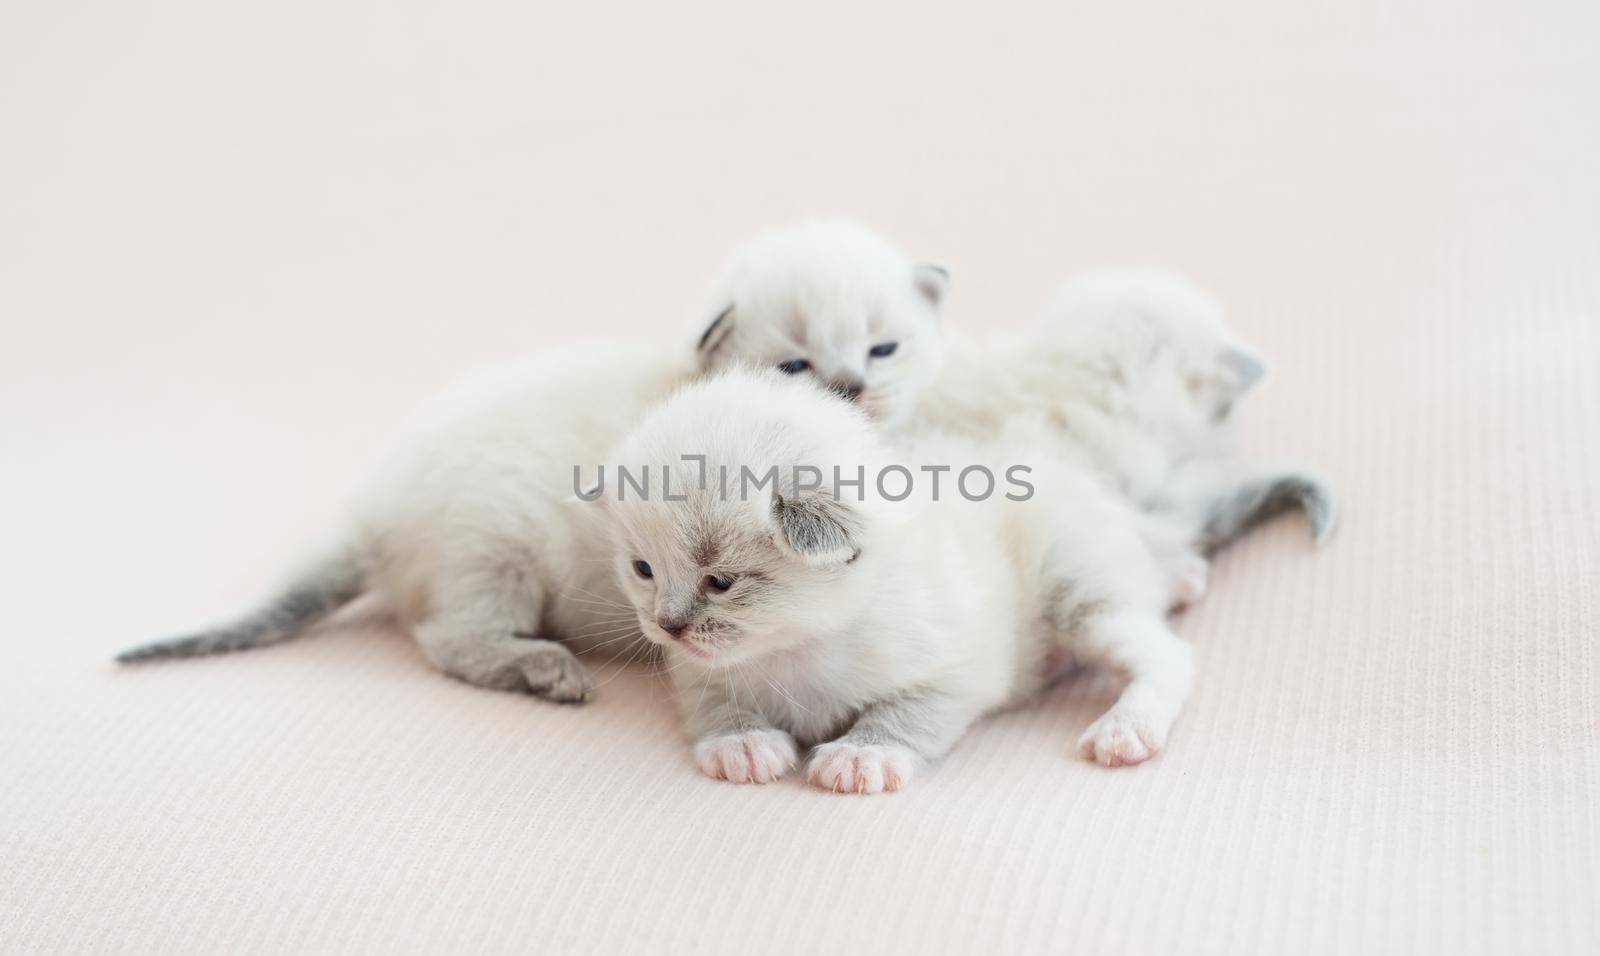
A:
[120,224,960,694]
[119,220,964,692]
[601,370,1195,793]
[696,221,949,429]
[120,220,1326,704]
[697,222,1336,598]
[694,223,1254,470]
[918,272,1336,587]
[917,272,1263,501]
[118,223,956,692]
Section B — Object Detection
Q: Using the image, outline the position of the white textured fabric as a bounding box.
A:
[2,1,1597,953]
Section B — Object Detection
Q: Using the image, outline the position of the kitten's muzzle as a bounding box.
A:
[829,379,865,402]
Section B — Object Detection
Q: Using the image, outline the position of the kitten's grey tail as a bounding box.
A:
[1199,473,1337,552]
[116,546,366,663]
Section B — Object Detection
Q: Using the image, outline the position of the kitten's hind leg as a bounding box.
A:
[411,562,592,703]
[415,625,592,702]
[1134,511,1210,611]
[1071,609,1194,767]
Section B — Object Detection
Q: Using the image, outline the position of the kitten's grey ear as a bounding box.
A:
[1219,344,1267,396]
[697,304,735,359]
[771,491,861,566]
[914,264,949,309]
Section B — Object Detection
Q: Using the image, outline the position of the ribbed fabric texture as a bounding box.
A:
[2,0,1597,953]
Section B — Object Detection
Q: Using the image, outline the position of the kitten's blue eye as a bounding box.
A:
[705,574,735,592]
[868,342,898,358]
[777,359,811,374]
[633,560,653,579]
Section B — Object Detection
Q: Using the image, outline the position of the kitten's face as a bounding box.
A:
[601,369,884,668]
[696,222,948,430]
[610,493,861,667]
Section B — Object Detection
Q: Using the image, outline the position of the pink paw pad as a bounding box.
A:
[695,730,798,784]
[805,741,915,795]
[1077,710,1168,768]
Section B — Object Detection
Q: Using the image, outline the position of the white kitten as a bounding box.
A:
[117,341,695,698]
[697,221,950,429]
[925,271,1336,584]
[599,369,1196,792]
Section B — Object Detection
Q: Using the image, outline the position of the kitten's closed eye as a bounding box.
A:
[705,574,735,592]
[868,342,898,358]
[633,560,653,579]
[777,359,811,375]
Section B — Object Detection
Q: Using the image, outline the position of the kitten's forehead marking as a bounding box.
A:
[813,312,872,355]
[786,309,807,344]
[691,535,721,568]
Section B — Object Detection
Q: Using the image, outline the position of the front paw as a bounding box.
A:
[806,741,915,794]
[695,729,798,784]
[1077,705,1173,767]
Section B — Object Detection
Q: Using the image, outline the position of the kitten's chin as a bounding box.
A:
[680,639,753,669]
[676,641,714,661]
[654,632,724,663]
[860,396,909,429]
[856,400,887,424]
